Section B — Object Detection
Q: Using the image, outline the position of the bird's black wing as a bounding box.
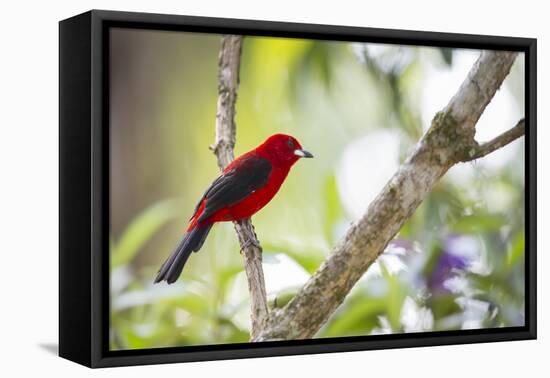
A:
[190,154,272,223]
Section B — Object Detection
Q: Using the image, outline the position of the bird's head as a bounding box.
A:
[257,134,313,167]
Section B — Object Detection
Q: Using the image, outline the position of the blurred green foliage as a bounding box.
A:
[109,30,525,350]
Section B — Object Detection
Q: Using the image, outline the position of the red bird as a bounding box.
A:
[155,134,313,284]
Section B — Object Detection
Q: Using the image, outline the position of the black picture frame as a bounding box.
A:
[59,9,537,368]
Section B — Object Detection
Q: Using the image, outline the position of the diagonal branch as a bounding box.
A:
[461,118,525,161]
[255,50,520,341]
[211,35,269,340]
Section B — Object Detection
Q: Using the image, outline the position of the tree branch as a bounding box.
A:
[255,50,521,341]
[211,35,269,340]
[461,118,525,161]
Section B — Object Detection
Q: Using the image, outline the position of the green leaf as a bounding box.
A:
[421,242,444,278]
[176,293,212,315]
[111,199,184,268]
[270,290,298,309]
[506,230,525,269]
[380,262,406,331]
[322,297,386,337]
[451,213,507,234]
[428,294,462,321]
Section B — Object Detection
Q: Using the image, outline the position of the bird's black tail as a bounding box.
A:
[154,224,212,284]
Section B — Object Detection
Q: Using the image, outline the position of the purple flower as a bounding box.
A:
[428,234,478,293]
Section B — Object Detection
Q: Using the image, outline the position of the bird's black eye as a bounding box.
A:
[287,137,295,149]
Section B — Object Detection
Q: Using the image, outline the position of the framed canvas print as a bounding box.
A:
[59,10,537,368]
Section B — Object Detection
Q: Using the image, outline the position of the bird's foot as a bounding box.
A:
[240,235,262,251]
[236,219,262,253]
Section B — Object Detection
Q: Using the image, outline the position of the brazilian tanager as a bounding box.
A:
[155,134,313,284]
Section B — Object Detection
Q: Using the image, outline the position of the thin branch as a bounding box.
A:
[212,35,269,340]
[461,118,525,161]
[255,50,520,341]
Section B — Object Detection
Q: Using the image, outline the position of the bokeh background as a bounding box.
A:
[109,28,525,351]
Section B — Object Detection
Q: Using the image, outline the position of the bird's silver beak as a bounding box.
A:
[294,149,314,158]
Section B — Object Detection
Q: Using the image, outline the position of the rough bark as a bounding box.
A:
[211,35,269,340]
[254,50,522,341]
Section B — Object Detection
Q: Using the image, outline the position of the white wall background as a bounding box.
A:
[0,0,546,376]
